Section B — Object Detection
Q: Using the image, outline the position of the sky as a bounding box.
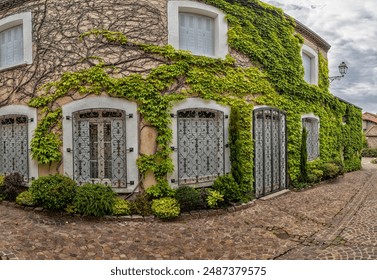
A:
[261,0,377,113]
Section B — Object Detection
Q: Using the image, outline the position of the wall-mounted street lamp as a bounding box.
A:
[329,61,348,83]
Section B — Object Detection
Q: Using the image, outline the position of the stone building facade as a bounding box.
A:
[0,0,362,197]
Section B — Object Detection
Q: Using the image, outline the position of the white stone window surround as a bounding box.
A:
[62,96,139,193]
[301,44,318,85]
[168,98,231,188]
[301,113,320,161]
[168,0,228,59]
[0,12,33,71]
[0,105,38,181]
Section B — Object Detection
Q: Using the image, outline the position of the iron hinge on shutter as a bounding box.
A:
[171,146,178,151]
[65,116,71,120]
[126,147,134,152]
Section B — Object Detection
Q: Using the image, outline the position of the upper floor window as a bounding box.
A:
[0,12,32,70]
[302,114,320,161]
[168,1,228,58]
[301,45,318,85]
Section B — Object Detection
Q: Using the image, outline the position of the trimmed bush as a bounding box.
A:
[112,197,132,216]
[73,183,115,217]
[129,193,152,216]
[30,174,77,210]
[2,173,26,201]
[361,148,377,157]
[212,174,242,203]
[307,169,323,184]
[16,191,36,207]
[146,180,176,199]
[175,186,202,212]
[320,163,340,180]
[206,189,224,209]
[151,197,180,220]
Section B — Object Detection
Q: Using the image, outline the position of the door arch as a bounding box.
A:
[253,107,287,198]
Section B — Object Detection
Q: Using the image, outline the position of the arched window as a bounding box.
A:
[169,98,230,187]
[168,1,228,58]
[62,97,138,192]
[302,114,320,161]
[0,105,37,181]
[0,12,32,70]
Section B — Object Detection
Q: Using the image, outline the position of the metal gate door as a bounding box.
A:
[253,107,287,198]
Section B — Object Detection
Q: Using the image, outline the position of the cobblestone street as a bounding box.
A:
[1,158,377,260]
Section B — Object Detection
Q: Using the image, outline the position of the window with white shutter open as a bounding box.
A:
[0,25,24,68]
[179,12,214,56]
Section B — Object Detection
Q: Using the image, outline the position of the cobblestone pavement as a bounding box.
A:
[1,158,377,260]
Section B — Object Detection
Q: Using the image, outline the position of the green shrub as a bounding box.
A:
[175,186,203,212]
[16,191,36,207]
[290,180,309,190]
[145,180,175,199]
[206,189,224,209]
[2,173,26,201]
[212,174,242,203]
[73,183,116,217]
[361,148,377,157]
[0,175,4,187]
[30,174,77,210]
[65,204,78,215]
[320,163,340,180]
[151,197,180,220]
[299,127,308,182]
[112,197,132,216]
[307,169,323,184]
[130,193,152,216]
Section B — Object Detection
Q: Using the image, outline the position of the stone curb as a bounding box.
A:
[0,198,258,222]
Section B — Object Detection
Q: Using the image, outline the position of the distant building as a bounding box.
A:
[362,112,377,132]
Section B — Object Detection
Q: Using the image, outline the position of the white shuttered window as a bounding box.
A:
[0,25,24,68]
[302,52,312,83]
[179,12,214,56]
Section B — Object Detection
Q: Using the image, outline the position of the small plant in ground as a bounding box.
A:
[371,159,377,164]
[206,189,224,209]
[145,180,176,199]
[361,148,377,157]
[212,174,243,203]
[151,197,180,220]
[2,173,26,201]
[307,169,323,184]
[73,183,116,217]
[129,193,152,216]
[175,186,202,212]
[30,174,77,210]
[16,191,36,207]
[112,197,132,216]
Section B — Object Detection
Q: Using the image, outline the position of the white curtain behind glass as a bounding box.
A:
[179,12,214,56]
[0,25,23,68]
[302,52,312,83]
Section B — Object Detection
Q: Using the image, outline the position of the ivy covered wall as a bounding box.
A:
[0,0,362,193]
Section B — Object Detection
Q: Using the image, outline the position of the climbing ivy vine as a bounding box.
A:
[29,0,362,194]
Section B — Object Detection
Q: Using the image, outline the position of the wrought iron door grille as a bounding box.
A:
[177,108,225,185]
[302,118,319,161]
[253,108,287,198]
[0,114,29,181]
[73,109,127,188]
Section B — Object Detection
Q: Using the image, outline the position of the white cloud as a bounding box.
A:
[262,0,377,112]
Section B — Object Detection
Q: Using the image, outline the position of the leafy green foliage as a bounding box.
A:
[212,174,246,202]
[151,197,180,220]
[112,197,132,216]
[130,193,152,216]
[145,180,176,199]
[361,148,377,157]
[307,169,323,184]
[175,186,203,212]
[206,189,224,209]
[300,127,308,182]
[73,183,115,217]
[320,163,341,180]
[2,173,26,201]
[30,174,77,210]
[16,191,36,207]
